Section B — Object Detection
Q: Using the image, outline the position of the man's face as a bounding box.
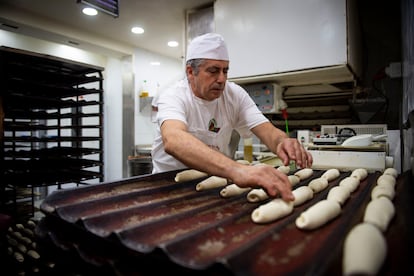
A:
[187,59,229,101]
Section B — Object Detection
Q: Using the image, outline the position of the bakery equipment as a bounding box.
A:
[242,82,286,114]
[341,133,389,147]
[341,134,374,147]
[308,124,391,172]
[33,168,413,275]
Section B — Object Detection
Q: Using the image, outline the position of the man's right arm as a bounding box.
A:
[161,119,236,177]
[161,120,294,201]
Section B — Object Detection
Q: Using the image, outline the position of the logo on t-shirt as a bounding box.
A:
[208,118,220,133]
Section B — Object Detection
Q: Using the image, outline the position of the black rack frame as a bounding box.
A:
[0,46,105,220]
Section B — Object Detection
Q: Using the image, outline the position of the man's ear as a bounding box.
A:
[186,65,193,78]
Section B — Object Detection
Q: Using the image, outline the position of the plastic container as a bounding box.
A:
[127,156,153,176]
[244,138,253,163]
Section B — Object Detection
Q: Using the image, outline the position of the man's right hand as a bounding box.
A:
[228,163,295,202]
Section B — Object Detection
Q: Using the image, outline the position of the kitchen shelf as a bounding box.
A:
[0,46,105,220]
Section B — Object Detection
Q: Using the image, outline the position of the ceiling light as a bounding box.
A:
[82,7,98,16]
[150,61,161,66]
[167,41,179,47]
[131,27,145,34]
[79,0,119,17]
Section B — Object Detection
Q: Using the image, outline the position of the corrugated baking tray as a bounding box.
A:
[37,168,381,275]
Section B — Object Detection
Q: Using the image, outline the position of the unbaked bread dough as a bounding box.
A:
[174,169,208,182]
[327,185,351,206]
[288,175,300,187]
[377,174,396,188]
[292,186,314,206]
[383,167,398,178]
[363,197,395,232]
[342,223,386,276]
[220,183,251,197]
[321,168,340,181]
[350,168,368,181]
[251,198,294,223]
[371,185,395,200]
[196,176,228,191]
[247,188,269,202]
[308,177,329,193]
[295,199,341,230]
[277,165,291,175]
[236,160,251,165]
[294,168,313,180]
[339,176,360,193]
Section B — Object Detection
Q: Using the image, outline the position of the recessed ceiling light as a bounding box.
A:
[131,27,145,34]
[167,41,179,47]
[82,7,98,16]
[150,61,161,66]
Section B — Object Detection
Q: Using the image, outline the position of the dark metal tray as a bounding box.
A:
[37,168,390,275]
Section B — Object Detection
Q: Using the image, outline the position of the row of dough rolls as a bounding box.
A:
[295,168,346,230]
[247,167,313,203]
[177,166,399,275]
[174,169,229,191]
[220,163,277,199]
[199,164,293,200]
[196,176,228,191]
[174,169,208,182]
[342,167,398,276]
[296,168,373,230]
[220,184,252,198]
[176,160,253,193]
[185,164,295,199]
[252,168,357,225]
[176,159,253,188]
[250,167,314,223]
[252,167,363,226]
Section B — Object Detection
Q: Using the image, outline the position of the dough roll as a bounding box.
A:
[220,183,251,198]
[342,223,387,276]
[288,175,300,187]
[308,177,329,193]
[251,198,294,224]
[247,188,269,202]
[363,197,395,232]
[294,168,313,180]
[175,169,208,182]
[371,185,395,200]
[236,159,251,165]
[196,176,228,191]
[321,168,340,181]
[295,199,341,230]
[377,174,397,188]
[292,186,314,206]
[350,168,368,181]
[339,176,360,193]
[277,165,291,175]
[327,185,351,206]
[383,167,398,178]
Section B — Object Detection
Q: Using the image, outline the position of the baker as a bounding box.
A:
[151,33,313,201]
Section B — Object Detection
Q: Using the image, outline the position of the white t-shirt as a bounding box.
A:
[151,78,269,173]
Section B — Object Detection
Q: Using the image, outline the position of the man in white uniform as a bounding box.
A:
[152,33,312,201]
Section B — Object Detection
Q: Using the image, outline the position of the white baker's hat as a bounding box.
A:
[186,33,229,62]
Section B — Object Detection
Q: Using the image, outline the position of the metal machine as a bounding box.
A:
[306,124,391,172]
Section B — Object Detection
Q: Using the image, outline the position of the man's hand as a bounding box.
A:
[251,122,313,169]
[276,137,313,168]
[229,163,295,202]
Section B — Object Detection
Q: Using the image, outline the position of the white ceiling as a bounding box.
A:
[0,0,214,59]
